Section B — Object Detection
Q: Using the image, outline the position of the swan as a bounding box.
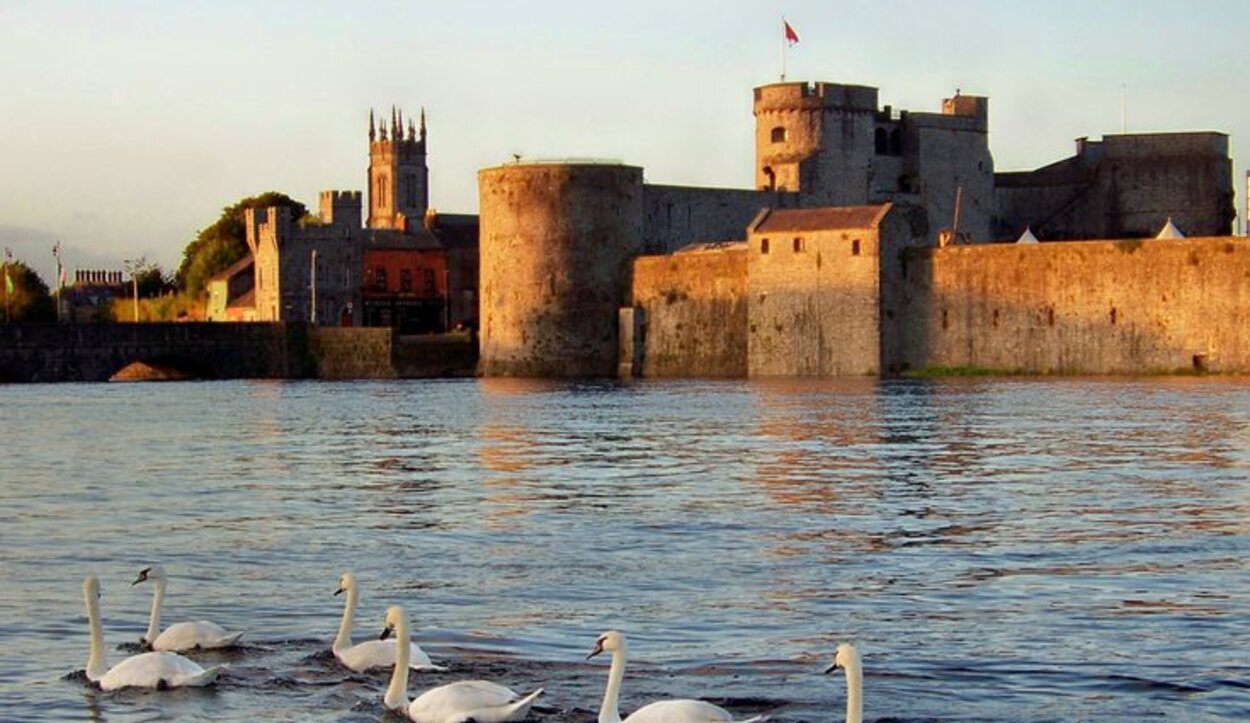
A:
[82,575,222,691]
[132,565,243,652]
[381,605,543,723]
[588,630,768,723]
[823,643,863,723]
[333,572,441,672]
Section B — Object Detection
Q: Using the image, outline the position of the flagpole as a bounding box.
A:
[780,17,786,81]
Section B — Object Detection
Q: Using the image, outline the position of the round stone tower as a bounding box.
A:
[754,82,879,205]
[478,162,644,377]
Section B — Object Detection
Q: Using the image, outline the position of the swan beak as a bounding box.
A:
[823,662,840,674]
[130,575,144,586]
[586,641,604,660]
[333,587,344,596]
[379,626,393,641]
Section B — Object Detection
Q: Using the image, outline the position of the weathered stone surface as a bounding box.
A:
[630,246,749,378]
[888,236,1250,374]
[478,163,644,377]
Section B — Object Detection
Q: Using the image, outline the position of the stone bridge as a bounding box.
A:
[0,323,477,383]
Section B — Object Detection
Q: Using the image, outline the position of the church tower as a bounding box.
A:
[367,106,429,230]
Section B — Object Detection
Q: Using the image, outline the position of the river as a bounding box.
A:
[0,377,1247,721]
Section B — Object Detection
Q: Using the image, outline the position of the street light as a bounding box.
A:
[123,258,142,323]
[310,249,317,325]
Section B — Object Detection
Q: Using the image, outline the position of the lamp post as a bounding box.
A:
[123,258,141,323]
[310,249,317,325]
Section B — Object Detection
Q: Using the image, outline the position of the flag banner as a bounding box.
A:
[784,20,800,45]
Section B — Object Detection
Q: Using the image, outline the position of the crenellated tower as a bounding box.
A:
[367,106,429,230]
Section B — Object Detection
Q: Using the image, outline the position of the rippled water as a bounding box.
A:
[1,378,1248,721]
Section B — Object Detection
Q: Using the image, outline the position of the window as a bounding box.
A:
[400,269,412,292]
[889,128,902,155]
[762,166,776,192]
[423,269,436,296]
[874,128,888,155]
[793,237,804,253]
[760,238,770,254]
[375,268,388,292]
[770,127,787,143]
[852,239,861,256]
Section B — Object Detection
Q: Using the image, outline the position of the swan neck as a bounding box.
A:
[85,589,107,682]
[333,584,358,652]
[844,656,863,723]
[598,644,626,723]
[144,578,165,644]
[383,613,411,711]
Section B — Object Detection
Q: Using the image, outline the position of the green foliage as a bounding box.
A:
[101,291,203,323]
[1,260,55,322]
[175,192,307,298]
[133,263,172,299]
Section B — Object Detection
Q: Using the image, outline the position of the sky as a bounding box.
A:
[2,0,1248,281]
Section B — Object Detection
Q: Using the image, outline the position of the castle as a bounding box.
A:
[476,81,1241,378]
[232,79,1240,377]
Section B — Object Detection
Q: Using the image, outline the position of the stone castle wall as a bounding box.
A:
[478,163,644,377]
[642,184,797,254]
[630,246,749,377]
[888,236,1250,374]
[995,133,1233,241]
[746,219,883,377]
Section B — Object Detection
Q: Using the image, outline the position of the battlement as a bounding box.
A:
[320,189,363,228]
[754,82,879,113]
[942,93,988,121]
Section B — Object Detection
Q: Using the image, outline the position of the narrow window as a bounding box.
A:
[424,268,436,295]
[874,128,888,155]
[400,269,412,292]
[1109,307,1118,325]
[771,127,786,143]
[889,128,902,155]
[852,239,861,256]
[376,268,388,291]
[1048,308,1055,327]
[793,237,804,253]
[761,238,770,254]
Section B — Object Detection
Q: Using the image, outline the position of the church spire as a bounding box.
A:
[420,106,427,143]
[369,109,376,142]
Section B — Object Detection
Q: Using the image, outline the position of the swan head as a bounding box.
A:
[83,574,101,601]
[380,605,406,640]
[587,629,626,660]
[824,642,860,674]
[334,571,356,596]
[131,565,166,586]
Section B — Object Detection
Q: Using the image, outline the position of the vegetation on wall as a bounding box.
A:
[175,192,308,298]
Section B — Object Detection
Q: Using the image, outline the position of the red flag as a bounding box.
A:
[784,19,800,45]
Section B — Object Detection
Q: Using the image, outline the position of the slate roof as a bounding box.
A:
[752,205,891,233]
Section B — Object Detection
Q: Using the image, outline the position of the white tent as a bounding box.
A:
[1156,217,1186,239]
[1016,227,1039,244]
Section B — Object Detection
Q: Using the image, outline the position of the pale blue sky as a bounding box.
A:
[1,0,1247,277]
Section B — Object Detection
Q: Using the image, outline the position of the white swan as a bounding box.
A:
[132,565,243,652]
[588,630,768,723]
[82,575,222,691]
[823,643,863,723]
[333,572,441,672]
[382,605,543,723]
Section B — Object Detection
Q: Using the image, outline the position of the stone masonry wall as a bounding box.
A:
[748,226,882,377]
[630,246,749,377]
[0,323,476,382]
[891,236,1250,374]
[642,184,797,254]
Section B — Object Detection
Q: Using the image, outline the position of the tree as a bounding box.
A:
[1,259,55,322]
[130,259,173,299]
[175,192,307,298]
